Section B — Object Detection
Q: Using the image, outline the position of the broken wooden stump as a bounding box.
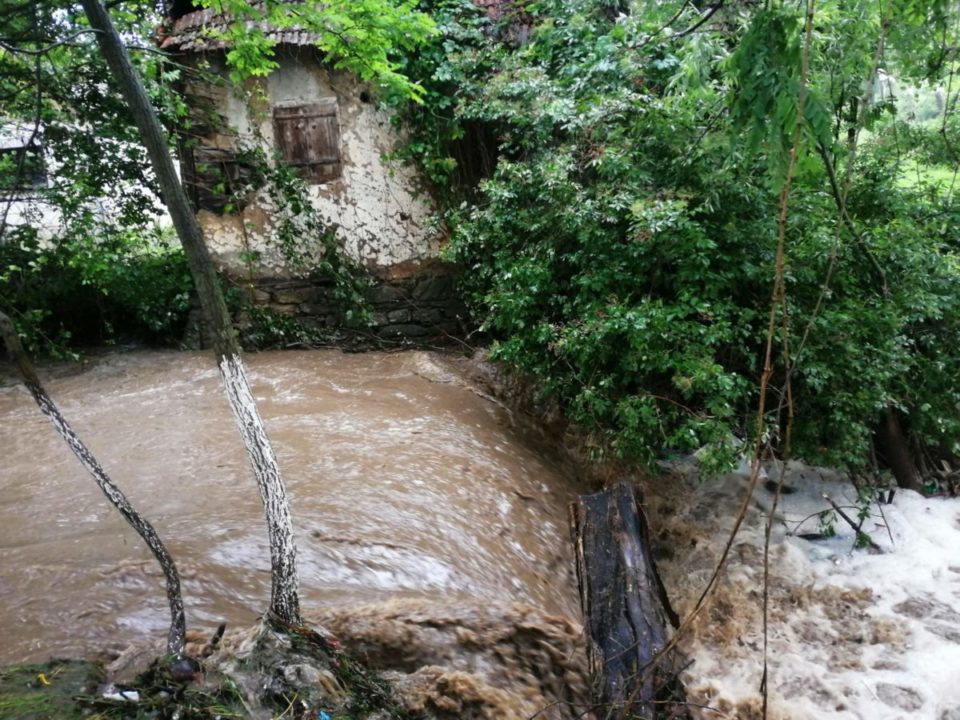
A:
[570,480,687,719]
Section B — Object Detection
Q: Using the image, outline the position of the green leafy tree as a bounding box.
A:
[194,0,436,100]
[403,0,960,487]
[0,0,193,353]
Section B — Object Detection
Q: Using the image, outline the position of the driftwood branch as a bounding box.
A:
[570,481,686,719]
[0,310,188,658]
[822,494,883,553]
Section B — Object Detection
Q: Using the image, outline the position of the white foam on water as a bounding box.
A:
[652,460,960,719]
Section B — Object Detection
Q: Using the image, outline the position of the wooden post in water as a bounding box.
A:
[570,480,686,719]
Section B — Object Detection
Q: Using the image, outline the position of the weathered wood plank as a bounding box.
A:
[571,481,686,719]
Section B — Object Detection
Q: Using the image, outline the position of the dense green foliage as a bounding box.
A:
[0,1,194,352]
[398,0,960,479]
[196,0,437,100]
[1,228,191,354]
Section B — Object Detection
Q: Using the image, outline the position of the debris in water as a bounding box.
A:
[99,683,140,702]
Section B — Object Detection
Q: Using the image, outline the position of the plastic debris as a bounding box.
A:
[100,683,140,702]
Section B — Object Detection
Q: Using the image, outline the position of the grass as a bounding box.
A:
[0,660,103,720]
[0,658,252,720]
[896,159,958,192]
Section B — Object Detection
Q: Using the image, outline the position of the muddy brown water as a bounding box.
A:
[0,350,583,680]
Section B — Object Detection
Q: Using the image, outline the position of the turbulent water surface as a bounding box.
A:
[0,349,585,711]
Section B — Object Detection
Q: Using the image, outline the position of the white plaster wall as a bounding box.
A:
[197,51,439,279]
[1,198,62,241]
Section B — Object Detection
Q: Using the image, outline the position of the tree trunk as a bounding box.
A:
[876,407,923,492]
[0,311,187,658]
[570,480,686,719]
[80,0,300,625]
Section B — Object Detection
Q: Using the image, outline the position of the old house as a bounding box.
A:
[0,120,55,237]
[159,4,466,341]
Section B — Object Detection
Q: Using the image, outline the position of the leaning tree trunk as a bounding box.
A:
[876,407,923,493]
[0,312,187,658]
[80,0,300,625]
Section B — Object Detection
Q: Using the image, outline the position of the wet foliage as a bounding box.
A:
[397,0,960,482]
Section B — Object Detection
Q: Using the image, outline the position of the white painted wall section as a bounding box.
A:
[197,52,439,279]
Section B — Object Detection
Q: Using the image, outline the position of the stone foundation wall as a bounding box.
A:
[185,269,470,349]
[258,271,467,341]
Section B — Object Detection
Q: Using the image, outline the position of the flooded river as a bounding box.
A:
[0,349,587,714]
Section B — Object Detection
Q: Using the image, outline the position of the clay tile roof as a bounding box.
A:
[159,0,532,52]
[159,4,320,52]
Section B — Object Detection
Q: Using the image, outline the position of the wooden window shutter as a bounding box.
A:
[273,100,342,184]
[183,145,259,214]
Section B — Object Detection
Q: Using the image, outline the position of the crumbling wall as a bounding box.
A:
[184,50,438,280]
[175,49,460,343]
